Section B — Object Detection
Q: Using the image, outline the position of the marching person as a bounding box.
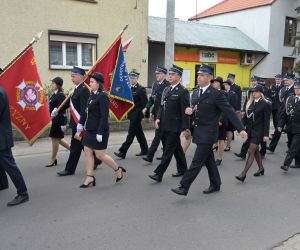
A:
[0,85,29,206]
[235,84,271,183]
[211,76,228,166]
[45,77,70,167]
[114,70,148,159]
[80,73,126,187]
[142,66,169,163]
[53,66,101,176]
[224,73,242,151]
[0,166,8,191]
[270,74,284,132]
[279,81,300,171]
[267,73,295,153]
[148,65,190,182]
[235,76,262,160]
[171,65,247,196]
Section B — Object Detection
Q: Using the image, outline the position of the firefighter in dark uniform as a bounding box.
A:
[0,67,9,192]
[171,65,247,196]
[224,73,242,151]
[54,66,101,176]
[148,65,190,182]
[0,85,29,206]
[267,73,295,153]
[270,74,284,130]
[114,70,148,159]
[142,66,169,163]
[280,81,300,171]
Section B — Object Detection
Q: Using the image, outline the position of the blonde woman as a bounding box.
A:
[236,85,271,182]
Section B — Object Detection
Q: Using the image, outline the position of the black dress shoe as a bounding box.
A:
[94,159,102,170]
[114,152,125,159]
[215,159,222,166]
[266,147,275,153]
[156,156,163,160]
[0,185,9,191]
[171,186,188,196]
[7,193,29,207]
[148,174,162,182]
[280,165,289,171]
[203,185,220,194]
[224,146,231,152]
[142,156,153,163]
[57,170,74,176]
[136,152,147,156]
[171,172,185,177]
[234,153,246,160]
[290,165,300,168]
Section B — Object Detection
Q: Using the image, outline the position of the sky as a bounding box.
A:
[148,0,223,21]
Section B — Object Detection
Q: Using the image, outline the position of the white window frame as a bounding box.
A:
[49,34,97,70]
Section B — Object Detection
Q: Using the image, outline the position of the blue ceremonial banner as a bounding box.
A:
[110,43,134,105]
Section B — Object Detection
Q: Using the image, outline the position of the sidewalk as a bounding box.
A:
[12,130,156,157]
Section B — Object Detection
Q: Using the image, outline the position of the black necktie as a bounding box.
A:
[198,88,203,98]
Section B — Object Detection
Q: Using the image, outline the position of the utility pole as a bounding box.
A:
[165,0,175,69]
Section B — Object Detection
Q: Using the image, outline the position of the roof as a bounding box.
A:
[148,16,267,53]
[189,0,276,20]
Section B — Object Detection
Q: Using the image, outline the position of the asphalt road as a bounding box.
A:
[1,132,300,250]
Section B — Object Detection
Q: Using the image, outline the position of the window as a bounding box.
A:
[49,30,98,70]
[282,57,295,74]
[284,17,297,46]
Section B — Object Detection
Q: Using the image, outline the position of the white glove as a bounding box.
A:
[76,123,83,133]
[96,134,102,143]
[51,108,58,117]
[61,125,67,132]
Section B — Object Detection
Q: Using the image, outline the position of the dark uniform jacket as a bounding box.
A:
[227,90,238,111]
[230,83,242,111]
[192,85,244,145]
[242,99,271,138]
[278,85,295,118]
[127,83,148,121]
[278,95,300,134]
[157,84,189,133]
[81,90,109,136]
[49,91,67,126]
[61,83,90,130]
[0,86,14,150]
[145,79,169,119]
[270,84,284,111]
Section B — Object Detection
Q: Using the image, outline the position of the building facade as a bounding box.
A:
[189,0,300,78]
[148,17,267,89]
[0,0,149,89]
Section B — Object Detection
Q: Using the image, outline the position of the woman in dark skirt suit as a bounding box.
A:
[46,77,70,167]
[236,84,271,182]
[80,72,126,188]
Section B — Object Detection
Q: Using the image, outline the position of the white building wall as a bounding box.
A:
[197,6,272,50]
[197,0,300,77]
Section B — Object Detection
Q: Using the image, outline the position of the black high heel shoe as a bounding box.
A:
[80,175,96,188]
[45,159,57,167]
[224,146,231,152]
[235,175,246,182]
[115,167,127,182]
[253,168,264,176]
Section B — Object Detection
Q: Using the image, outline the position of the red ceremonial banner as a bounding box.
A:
[0,47,51,145]
[86,36,134,121]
